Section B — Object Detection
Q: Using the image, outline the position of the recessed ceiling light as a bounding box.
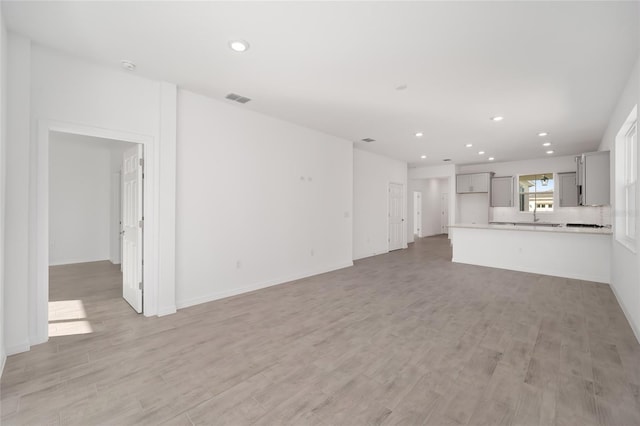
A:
[488,157,495,161]
[229,40,250,52]
[491,116,504,122]
[415,132,424,137]
[538,132,549,137]
[465,143,473,148]
[121,60,136,71]
[543,142,551,147]
[478,151,485,155]
[546,150,554,154]
[420,155,427,159]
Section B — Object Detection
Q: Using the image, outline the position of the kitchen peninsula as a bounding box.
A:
[449,223,611,283]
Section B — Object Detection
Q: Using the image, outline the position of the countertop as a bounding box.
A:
[449,223,613,235]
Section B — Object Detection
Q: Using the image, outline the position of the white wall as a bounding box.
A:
[49,133,111,265]
[458,156,611,226]
[408,180,425,242]
[408,178,448,243]
[599,56,640,341]
[0,5,7,374]
[5,33,30,355]
[426,178,449,236]
[457,193,490,225]
[4,41,177,354]
[109,148,121,265]
[353,149,407,260]
[175,90,353,308]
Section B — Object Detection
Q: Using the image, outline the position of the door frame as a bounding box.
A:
[388,181,406,251]
[32,120,172,345]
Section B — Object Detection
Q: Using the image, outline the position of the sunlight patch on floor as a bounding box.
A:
[48,320,93,337]
[48,299,93,336]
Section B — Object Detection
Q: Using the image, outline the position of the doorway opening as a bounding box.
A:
[48,131,143,337]
[408,177,451,242]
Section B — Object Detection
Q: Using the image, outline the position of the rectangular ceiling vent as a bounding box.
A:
[225,93,251,104]
[361,138,376,143]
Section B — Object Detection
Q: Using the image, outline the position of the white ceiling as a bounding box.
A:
[3,1,639,166]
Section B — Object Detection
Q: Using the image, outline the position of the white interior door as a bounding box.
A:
[122,145,143,313]
[389,183,404,251]
[413,191,422,238]
[441,192,449,234]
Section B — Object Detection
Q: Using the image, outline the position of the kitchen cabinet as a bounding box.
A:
[558,172,578,207]
[457,174,472,193]
[457,173,490,193]
[490,176,513,207]
[576,151,610,206]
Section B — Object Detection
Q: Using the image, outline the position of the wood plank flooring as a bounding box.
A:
[2,235,640,425]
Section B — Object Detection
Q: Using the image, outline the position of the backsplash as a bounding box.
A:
[491,205,611,226]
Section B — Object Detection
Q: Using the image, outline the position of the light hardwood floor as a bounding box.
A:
[2,236,640,425]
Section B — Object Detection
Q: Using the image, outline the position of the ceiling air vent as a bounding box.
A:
[225,93,252,104]
[361,138,376,143]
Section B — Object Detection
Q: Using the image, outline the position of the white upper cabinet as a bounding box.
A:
[457,174,471,193]
[576,151,610,206]
[491,176,513,207]
[457,173,490,193]
[558,172,578,207]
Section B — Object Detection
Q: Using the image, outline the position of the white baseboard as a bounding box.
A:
[1,353,6,378]
[6,340,30,356]
[176,261,353,310]
[30,332,48,347]
[49,257,110,266]
[157,306,177,317]
[353,250,389,261]
[354,244,412,261]
[609,282,640,345]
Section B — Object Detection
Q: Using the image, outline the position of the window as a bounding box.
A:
[519,174,554,212]
[615,105,637,251]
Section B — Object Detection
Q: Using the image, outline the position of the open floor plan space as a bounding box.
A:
[1,236,639,425]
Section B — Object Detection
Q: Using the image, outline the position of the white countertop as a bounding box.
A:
[449,223,613,235]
